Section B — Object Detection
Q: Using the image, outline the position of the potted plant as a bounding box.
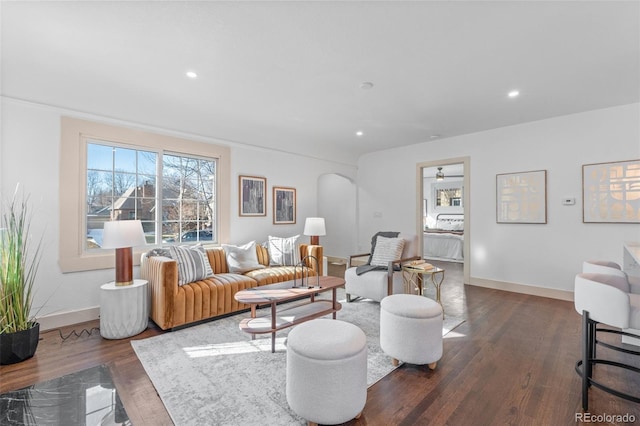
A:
[0,190,42,365]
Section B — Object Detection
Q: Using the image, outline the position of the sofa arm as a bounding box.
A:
[299,244,324,276]
[140,254,179,330]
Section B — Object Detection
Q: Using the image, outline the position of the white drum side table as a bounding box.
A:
[100,279,149,339]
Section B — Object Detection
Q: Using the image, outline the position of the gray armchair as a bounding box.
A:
[344,233,419,302]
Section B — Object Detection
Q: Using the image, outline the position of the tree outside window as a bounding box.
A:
[86,141,217,248]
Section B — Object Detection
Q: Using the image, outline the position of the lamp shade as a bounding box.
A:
[102,220,146,249]
[303,217,326,237]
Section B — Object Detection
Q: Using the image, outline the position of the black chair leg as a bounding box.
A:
[589,316,597,360]
[581,310,593,411]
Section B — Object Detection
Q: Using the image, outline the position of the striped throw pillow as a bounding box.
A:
[268,235,300,266]
[169,245,214,286]
[370,236,405,267]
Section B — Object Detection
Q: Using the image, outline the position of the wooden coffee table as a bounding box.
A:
[234,276,345,353]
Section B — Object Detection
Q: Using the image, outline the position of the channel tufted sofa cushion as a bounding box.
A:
[141,243,323,330]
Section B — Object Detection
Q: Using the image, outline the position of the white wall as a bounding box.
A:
[227,146,356,245]
[0,98,356,328]
[317,173,357,259]
[357,103,640,294]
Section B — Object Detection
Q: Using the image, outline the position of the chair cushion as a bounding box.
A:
[287,319,366,360]
[370,236,405,267]
[344,267,405,302]
[381,294,441,319]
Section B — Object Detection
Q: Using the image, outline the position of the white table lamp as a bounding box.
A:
[102,220,146,286]
[303,217,326,245]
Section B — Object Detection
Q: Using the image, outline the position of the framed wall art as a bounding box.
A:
[273,186,296,224]
[582,159,640,223]
[239,175,266,216]
[496,170,547,224]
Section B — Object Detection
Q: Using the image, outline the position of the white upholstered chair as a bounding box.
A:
[582,259,640,346]
[573,273,640,410]
[344,233,419,303]
[583,260,640,294]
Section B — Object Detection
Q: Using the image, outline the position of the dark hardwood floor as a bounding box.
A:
[2,261,639,425]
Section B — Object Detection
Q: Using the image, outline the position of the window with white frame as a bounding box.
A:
[60,117,230,273]
[85,141,217,249]
[160,152,216,244]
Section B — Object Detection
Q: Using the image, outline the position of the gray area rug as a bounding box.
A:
[131,290,464,426]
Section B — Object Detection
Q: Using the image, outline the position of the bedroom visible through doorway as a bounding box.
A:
[417,157,470,284]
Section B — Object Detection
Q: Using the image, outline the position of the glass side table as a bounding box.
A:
[401,264,445,317]
[100,279,149,339]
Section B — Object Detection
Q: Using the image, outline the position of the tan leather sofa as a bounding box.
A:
[141,244,323,330]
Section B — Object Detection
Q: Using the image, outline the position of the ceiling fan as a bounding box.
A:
[435,167,464,181]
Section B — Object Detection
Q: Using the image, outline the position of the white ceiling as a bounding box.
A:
[2,1,638,165]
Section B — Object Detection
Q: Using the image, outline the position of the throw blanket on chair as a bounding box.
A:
[355,231,400,275]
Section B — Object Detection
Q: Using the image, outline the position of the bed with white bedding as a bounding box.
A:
[423,214,464,262]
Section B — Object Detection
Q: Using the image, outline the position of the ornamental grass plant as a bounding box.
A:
[0,190,42,334]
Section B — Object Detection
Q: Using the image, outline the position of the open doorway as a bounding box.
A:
[416,157,470,284]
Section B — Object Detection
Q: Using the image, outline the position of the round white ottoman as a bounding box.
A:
[286,319,367,426]
[380,294,443,369]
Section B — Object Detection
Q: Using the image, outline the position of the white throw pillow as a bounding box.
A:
[168,245,214,286]
[222,241,264,273]
[370,236,405,267]
[268,235,300,266]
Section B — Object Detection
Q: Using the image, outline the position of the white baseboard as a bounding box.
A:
[469,277,574,302]
[38,307,100,331]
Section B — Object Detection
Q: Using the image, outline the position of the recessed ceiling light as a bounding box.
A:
[430,134,441,139]
[508,90,520,98]
[356,131,364,137]
[186,71,198,79]
[360,82,374,90]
